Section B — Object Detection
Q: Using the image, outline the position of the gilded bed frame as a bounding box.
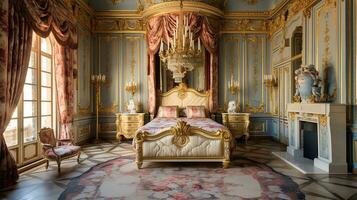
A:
[135,83,232,169]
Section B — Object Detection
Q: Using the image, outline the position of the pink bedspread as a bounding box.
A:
[136,117,229,135]
[133,117,235,150]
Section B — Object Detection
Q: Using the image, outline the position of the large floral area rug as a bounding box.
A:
[59,156,304,200]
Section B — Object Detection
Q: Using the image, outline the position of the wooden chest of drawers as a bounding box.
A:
[116,113,144,142]
[222,113,250,143]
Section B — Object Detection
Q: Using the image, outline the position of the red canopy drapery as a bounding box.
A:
[146,13,219,115]
[19,0,78,48]
[146,14,178,115]
[0,0,77,188]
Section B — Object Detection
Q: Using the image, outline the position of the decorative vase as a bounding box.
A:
[293,65,322,103]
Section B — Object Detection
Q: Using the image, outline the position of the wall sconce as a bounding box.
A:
[263,75,278,87]
[125,80,137,96]
[228,75,240,95]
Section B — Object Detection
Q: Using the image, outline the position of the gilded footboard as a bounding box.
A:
[135,120,232,169]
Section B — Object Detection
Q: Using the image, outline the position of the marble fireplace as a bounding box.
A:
[284,103,347,173]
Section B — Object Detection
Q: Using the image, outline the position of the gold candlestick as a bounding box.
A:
[91,74,106,143]
[125,81,137,96]
[227,75,240,95]
[263,75,277,88]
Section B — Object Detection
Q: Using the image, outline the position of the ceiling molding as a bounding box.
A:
[91,0,292,20]
[95,10,142,18]
[223,11,270,19]
[142,1,224,19]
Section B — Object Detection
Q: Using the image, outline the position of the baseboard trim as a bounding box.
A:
[18,159,46,174]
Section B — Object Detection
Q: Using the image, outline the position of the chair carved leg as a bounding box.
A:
[136,161,143,169]
[57,160,61,174]
[245,134,249,144]
[45,160,49,170]
[223,161,230,169]
[77,152,81,164]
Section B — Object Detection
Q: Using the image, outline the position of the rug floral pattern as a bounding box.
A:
[59,156,304,200]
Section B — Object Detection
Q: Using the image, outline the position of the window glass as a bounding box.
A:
[25,68,37,84]
[41,38,52,54]
[23,101,37,117]
[41,102,52,116]
[41,116,52,128]
[41,72,51,87]
[23,117,37,143]
[29,52,37,69]
[23,85,37,101]
[4,119,18,146]
[41,56,52,73]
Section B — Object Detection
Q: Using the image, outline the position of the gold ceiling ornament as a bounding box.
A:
[142,1,224,19]
[159,3,203,83]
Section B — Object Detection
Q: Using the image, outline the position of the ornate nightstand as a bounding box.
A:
[116,113,145,142]
[222,113,250,143]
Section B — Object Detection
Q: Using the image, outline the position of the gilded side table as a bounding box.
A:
[222,113,250,143]
[116,113,144,142]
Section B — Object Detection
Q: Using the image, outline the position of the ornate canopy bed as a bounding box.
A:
[134,84,233,169]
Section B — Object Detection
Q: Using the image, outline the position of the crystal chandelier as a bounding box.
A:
[159,12,203,83]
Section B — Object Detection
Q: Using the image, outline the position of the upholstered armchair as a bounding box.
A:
[38,128,81,173]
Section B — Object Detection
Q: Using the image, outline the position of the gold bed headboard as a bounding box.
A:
[159,83,210,111]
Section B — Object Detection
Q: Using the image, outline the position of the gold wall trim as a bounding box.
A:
[220,30,269,34]
[224,11,270,19]
[93,30,146,34]
[93,18,144,33]
[142,1,224,19]
[95,10,142,18]
[245,103,264,113]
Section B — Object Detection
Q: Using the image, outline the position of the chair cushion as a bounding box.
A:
[44,145,81,159]
[39,128,56,147]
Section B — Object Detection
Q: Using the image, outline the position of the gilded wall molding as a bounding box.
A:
[245,103,264,113]
[289,112,297,121]
[77,0,325,34]
[319,114,328,127]
[221,19,268,34]
[99,104,119,113]
[268,0,322,35]
[93,18,145,33]
[142,1,224,19]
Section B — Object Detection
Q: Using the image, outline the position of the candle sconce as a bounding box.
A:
[227,78,240,95]
[125,80,137,96]
[263,75,278,88]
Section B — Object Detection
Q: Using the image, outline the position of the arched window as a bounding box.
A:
[3,33,56,165]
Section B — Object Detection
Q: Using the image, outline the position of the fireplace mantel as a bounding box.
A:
[286,103,346,173]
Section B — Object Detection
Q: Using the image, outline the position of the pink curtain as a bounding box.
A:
[146,14,178,115]
[0,0,77,188]
[188,14,219,112]
[0,0,33,187]
[54,43,76,140]
[146,13,219,114]
[20,0,78,48]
